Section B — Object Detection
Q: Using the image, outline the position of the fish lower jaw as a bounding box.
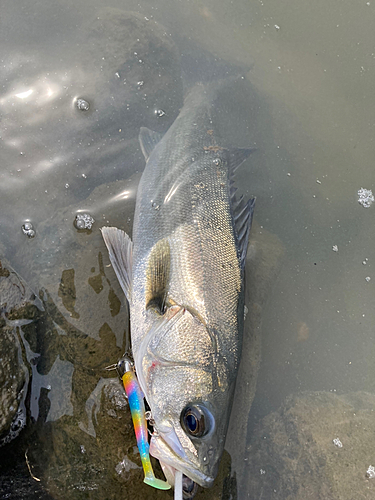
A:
[150,436,214,488]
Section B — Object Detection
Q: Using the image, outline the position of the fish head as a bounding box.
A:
[135,305,237,488]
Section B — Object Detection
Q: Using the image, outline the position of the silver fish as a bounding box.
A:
[102,82,255,491]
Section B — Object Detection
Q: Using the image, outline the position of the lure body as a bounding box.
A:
[118,357,171,491]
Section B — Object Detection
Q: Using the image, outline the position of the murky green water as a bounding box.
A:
[1,0,374,499]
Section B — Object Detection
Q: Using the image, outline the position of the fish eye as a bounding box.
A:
[180,404,213,438]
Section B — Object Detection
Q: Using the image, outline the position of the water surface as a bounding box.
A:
[1,0,374,498]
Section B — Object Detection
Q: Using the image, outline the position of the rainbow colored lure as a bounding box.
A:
[117,356,171,491]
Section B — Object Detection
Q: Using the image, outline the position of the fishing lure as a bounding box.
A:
[117,356,171,491]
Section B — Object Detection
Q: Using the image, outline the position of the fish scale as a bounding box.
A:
[135,115,241,361]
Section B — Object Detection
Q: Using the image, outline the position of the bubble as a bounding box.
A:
[76,98,90,111]
[332,437,343,448]
[74,213,95,231]
[65,183,69,189]
[366,465,375,479]
[358,187,374,208]
[22,222,36,238]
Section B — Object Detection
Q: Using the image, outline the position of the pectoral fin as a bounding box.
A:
[101,226,133,302]
[139,127,164,160]
[145,239,170,314]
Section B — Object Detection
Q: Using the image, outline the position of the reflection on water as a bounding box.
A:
[1,0,375,498]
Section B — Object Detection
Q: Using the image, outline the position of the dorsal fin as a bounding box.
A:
[231,195,256,269]
[145,239,170,313]
[139,127,164,160]
[227,146,256,269]
[101,226,133,302]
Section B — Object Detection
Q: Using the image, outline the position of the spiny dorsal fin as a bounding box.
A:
[139,127,164,160]
[101,226,133,302]
[231,195,256,270]
[227,147,256,173]
[227,146,256,268]
[145,239,170,313]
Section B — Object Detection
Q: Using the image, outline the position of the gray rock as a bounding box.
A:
[243,391,375,499]
[0,258,38,445]
[0,323,27,445]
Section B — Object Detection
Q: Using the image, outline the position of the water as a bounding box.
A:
[1,0,374,498]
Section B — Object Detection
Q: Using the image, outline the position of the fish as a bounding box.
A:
[102,80,255,491]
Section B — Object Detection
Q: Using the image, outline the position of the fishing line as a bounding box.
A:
[174,470,183,500]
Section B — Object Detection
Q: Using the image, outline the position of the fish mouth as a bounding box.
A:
[150,434,214,489]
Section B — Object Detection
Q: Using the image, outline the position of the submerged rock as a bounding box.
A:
[0,322,27,446]
[0,258,39,445]
[243,391,375,499]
